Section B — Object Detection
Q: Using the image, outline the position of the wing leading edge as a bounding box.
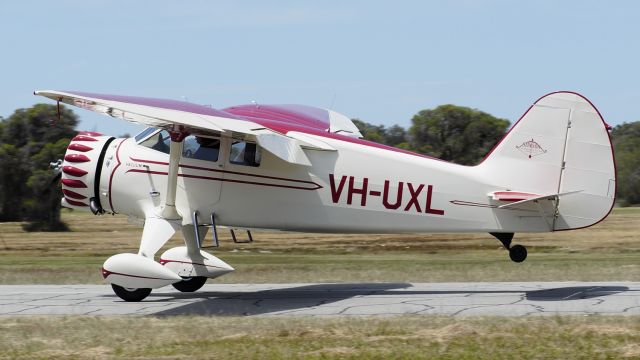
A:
[34,90,345,166]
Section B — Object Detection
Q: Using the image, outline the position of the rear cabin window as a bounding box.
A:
[229,140,261,167]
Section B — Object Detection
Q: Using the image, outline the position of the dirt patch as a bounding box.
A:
[33,346,112,359]
[306,346,358,356]
[572,324,639,337]
[622,343,640,358]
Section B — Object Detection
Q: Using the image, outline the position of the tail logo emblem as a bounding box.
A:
[516,139,547,158]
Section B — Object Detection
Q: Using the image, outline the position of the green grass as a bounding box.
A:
[615,207,640,214]
[1,316,639,359]
[2,251,639,284]
[0,208,639,284]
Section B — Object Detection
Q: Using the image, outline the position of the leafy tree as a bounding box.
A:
[385,125,408,148]
[352,119,408,147]
[611,122,640,206]
[409,105,510,165]
[0,144,28,221]
[1,104,76,152]
[352,119,385,143]
[0,104,77,230]
[24,138,72,231]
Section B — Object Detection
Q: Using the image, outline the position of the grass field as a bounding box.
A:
[1,208,639,359]
[1,316,640,359]
[0,208,638,284]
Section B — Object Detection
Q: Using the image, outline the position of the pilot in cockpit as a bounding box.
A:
[193,136,220,162]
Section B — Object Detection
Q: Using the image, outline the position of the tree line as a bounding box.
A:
[0,103,638,231]
[611,122,640,205]
[353,105,511,165]
[354,105,639,206]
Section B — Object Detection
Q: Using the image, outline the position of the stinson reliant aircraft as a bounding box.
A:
[35,90,616,301]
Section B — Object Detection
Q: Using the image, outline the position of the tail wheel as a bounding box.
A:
[111,284,152,302]
[172,276,208,292]
[509,244,528,263]
[490,233,528,263]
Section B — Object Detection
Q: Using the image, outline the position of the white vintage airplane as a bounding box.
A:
[35,90,616,301]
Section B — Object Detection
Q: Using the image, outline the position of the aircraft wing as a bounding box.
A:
[34,90,341,166]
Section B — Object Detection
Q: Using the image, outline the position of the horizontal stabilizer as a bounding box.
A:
[496,190,583,209]
[489,191,541,202]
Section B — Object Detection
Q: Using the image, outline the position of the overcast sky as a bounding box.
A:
[1,1,638,136]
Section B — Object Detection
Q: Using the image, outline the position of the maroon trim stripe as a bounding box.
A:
[101,267,176,281]
[159,259,229,270]
[126,169,321,190]
[129,157,322,187]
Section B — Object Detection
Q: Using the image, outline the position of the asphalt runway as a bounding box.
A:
[1,282,639,316]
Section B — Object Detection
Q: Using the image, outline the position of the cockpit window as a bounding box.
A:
[135,127,159,142]
[182,135,220,162]
[140,130,171,154]
[229,140,261,167]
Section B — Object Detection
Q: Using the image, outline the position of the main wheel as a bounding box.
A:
[172,276,208,292]
[111,284,152,302]
[509,244,528,263]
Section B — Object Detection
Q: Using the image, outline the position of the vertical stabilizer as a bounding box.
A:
[477,92,615,230]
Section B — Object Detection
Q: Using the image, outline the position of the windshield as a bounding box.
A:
[134,127,159,142]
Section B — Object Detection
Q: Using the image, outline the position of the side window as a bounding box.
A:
[140,130,170,154]
[182,135,220,162]
[229,140,261,167]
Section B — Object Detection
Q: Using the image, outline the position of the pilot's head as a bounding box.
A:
[196,137,220,148]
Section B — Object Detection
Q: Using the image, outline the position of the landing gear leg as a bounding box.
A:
[489,232,528,263]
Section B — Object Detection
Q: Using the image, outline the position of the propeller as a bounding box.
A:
[38,159,63,196]
[48,159,63,186]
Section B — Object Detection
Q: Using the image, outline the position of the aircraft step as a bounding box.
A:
[192,211,254,248]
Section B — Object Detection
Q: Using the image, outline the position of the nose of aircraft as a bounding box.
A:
[60,131,114,213]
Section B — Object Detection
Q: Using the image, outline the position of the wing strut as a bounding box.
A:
[160,127,188,219]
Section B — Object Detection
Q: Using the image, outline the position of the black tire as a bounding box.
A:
[509,244,528,263]
[111,284,152,302]
[172,276,207,292]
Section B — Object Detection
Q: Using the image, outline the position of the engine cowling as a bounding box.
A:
[60,132,115,213]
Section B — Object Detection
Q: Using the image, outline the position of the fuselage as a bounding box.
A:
[95,130,550,234]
